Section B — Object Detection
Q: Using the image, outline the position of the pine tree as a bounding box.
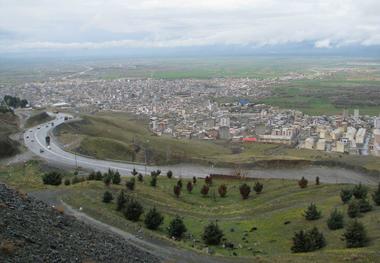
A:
[123,199,143,221]
[103,173,112,186]
[358,198,372,213]
[186,182,193,193]
[352,184,368,199]
[167,170,173,179]
[343,220,368,248]
[253,181,263,194]
[202,222,224,245]
[304,203,322,220]
[102,191,113,203]
[150,176,157,187]
[137,173,143,182]
[201,184,210,197]
[144,207,164,230]
[95,171,103,180]
[298,177,308,188]
[126,177,136,190]
[205,176,212,185]
[192,176,197,184]
[167,216,187,240]
[372,183,380,205]
[131,168,138,176]
[116,190,127,211]
[327,209,344,230]
[239,183,251,199]
[347,200,360,218]
[112,170,121,184]
[291,227,326,253]
[173,185,181,198]
[316,176,320,185]
[218,184,227,198]
[177,179,183,189]
[340,188,353,204]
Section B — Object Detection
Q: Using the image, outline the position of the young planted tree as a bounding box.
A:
[304,203,322,220]
[95,171,103,181]
[186,182,193,193]
[298,177,308,188]
[177,179,183,189]
[316,176,320,185]
[205,176,213,186]
[167,216,187,240]
[123,199,143,221]
[253,181,263,194]
[126,177,136,191]
[167,170,173,179]
[218,184,227,198]
[103,191,113,203]
[173,185,181,198]
[327,209,344,230]
[192,176,197,185]
[343,220,368,248]
[150,176,157,187]
[340,189,353,204]
[291,227,326,253]
[202,222,224,245]
[88,171,96,180]
[137,173,144,182]
[372,183,380,206]
[131,168,138,176]
[201,184,210,197]
[144,207,164,230]
[42,172,62,186]
[352,184,368,199]
[103,174,112,186]
[64,178,71,186]
[239,183,251,200]
[112,170,121,185]
[347,200,360,218]
[358,198,372,213]
[116,190,127,211]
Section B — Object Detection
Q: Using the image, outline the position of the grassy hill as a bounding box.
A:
[63,176,380,262]
[25,111,54,128]
[0,112,20,158]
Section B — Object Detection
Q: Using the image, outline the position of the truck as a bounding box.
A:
[45,136,51,146]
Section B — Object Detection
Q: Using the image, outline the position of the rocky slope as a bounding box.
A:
[0,183,160,263]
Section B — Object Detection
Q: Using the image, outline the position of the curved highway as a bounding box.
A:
[24,113,380,185]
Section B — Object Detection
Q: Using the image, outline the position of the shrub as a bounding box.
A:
[103,191,113,203]
[304,203,322,220]
[173,185,181,198]
[103,174,112,186]
[372,183,380,205]
[218,184,227,197]
[112,171,121,184]
[131,168,138,176]
[95,171,103,180]
[253,181,263,194]
[150,176,157,187]
[327,209,344,230]
[177,179,183,189]
[202,222,224,245]
[192,176,197,184]
[42,172,62,186]
[340,189,353,204]
[298,177,308,188]
[358,198,372,213]
[116,190,128,211]
[167,170,173,179]
[201,184,210,197]
[343,220,368,248]
[88,172,96,180]
[205,176,212,185]
[144,207,164,230]
[123,199,143,221]
[316,176,320,185]
[239,183,251,199]
[291,227,326,253]
[352,184,368,199]
[126,177,136,191]
[186,182,193,193]
[71,176,80,184]
[347,200,360,218]
[168,216,187,240]
[64,178,71,186]
[137,173,143,182]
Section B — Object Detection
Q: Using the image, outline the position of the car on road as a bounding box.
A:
[31,140,34,142]
[26,136,29,139]
[47,146,51,149]
[40,149,44,153]
[37,127,40,129]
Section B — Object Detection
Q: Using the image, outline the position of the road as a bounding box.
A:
[24,113,380,185]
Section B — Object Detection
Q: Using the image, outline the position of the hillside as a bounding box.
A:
[0,183,159,263]
[25,111,54,128]
[0,112,20,158]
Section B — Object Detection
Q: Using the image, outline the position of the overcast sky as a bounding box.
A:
[0,0,379,53]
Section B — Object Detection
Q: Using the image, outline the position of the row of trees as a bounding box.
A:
[103,189,224,244]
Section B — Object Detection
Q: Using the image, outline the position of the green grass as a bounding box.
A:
[63,176,380,262]
[25,111,54,128]
[0,112,20,158]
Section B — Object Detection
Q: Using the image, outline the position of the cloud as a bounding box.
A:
[0,0,380,52]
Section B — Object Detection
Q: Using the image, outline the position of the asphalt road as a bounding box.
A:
[24,113,380,185]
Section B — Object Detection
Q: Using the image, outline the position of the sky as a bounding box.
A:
[0,0,380,55]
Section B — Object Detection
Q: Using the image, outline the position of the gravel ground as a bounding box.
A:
[0,183,160,263]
